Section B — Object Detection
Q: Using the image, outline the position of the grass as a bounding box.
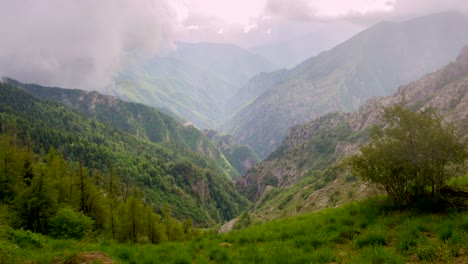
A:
[1,197,467,263]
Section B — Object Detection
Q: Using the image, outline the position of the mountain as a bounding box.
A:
[203,130,261,176]
[250,24,361,68]
[224,12,468,158]
[105,42,277,129]
[4,78,240,180]
[0,81,249,225]
[237,44,468,220]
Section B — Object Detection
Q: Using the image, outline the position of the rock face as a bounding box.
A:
[238,44,468,204]
[225,12,468,158]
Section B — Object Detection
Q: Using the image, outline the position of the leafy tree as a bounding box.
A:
[49,207,94,239]
[346,105,466,205]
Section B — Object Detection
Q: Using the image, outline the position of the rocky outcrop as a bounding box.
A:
[225,12,468,158]
[239,44,468,205]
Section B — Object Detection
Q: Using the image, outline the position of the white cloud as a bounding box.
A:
[187,25,200,30]
[0,0,175,90]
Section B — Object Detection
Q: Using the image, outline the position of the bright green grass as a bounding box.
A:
[1,197,467,263]
[448,174,468,187]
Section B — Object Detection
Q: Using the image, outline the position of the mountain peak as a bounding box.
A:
[457,45,468,62]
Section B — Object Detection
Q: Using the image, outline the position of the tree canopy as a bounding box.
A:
[346,105,467,205]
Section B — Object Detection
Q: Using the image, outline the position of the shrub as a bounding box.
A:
[10,228,45,249]
[346,106,466,206]
[49,207,94,239]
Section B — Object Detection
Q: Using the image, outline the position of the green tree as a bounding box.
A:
[49,207,94,239]
[14,164,58,233]
[346,106,466,205]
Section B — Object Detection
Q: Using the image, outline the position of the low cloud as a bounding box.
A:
[0,0,175,90]
[263,0,468,24]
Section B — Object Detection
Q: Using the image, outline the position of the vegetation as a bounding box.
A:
[0,132,196,244]
[0,197,467,263]
[0,83,249,226]
[347,106,467,205]
[11,79,240,180]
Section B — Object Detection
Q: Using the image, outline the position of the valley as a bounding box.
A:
[0,4,467,264]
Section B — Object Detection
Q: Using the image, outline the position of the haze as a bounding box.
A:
[0,0,467,90]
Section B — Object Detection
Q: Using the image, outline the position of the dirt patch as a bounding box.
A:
[54,251,114,264]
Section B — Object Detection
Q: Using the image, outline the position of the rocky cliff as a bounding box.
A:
[237,45,468,218]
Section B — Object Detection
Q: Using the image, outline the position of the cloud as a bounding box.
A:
[0,0,175,90]
[263,0,468,25]
[265,0,318,21]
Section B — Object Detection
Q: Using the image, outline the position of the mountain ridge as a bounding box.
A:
[236,44,468,219]
[106,42,277,129]
[0,81,249,225]
[224,12,468,158]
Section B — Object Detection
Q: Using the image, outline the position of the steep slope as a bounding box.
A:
[250,24,361,68]
[174,42,277,90]
[204,130,261,176]
[0,82,249,225]
[4,79,240,179]
[237,45,468,219]
[225,12,468,158]
[106,42,276,129]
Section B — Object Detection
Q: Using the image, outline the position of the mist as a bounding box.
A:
[0,0,175,90]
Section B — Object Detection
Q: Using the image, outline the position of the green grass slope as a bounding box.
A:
[2,193,467,263]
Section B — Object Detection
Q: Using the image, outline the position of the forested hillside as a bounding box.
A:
[5,79,240,180]
[0,82,249,226]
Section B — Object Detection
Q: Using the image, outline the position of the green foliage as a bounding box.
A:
[347,105,467,205]
[1,197,467,263]
[49,208,94,239]
[8,228,46,249]
[233,212,252,230]
[0,83,249,226]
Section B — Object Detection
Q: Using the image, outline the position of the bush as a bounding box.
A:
[10,228,45,249]
[49,207,94,239]
[346,106,466,206]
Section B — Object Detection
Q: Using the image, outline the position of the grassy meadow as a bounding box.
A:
[1,194,467,264]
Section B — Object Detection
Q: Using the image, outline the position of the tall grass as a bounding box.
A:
[1,197,467,263]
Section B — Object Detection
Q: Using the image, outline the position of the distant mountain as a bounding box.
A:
[105,42,277,129]
[4,78,240,180]
[237,44,468,219]
[250,25,360,68]
[0,81,250,225]
[224,12,468,158]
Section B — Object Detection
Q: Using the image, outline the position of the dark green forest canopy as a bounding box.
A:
[0,83,249,225]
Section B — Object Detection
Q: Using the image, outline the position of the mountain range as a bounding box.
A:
[224,12,468,158]
[104,42,277,129]
[0,80,251,225]
[236,44,468,221]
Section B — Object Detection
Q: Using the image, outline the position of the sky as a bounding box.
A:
[1,0,467,90]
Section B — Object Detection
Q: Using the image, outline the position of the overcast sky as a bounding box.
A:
[1,0,467,90]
